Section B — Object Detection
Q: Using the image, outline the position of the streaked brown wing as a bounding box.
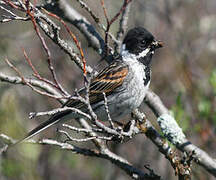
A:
[63,61,128,109]
[90,61,128,93]
[18,61,128,143]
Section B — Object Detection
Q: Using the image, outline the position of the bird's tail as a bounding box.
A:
[15,109,71,145]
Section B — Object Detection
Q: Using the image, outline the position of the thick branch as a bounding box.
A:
[0,72,65,103]
[145,90,216,177]
[133,109,191,179]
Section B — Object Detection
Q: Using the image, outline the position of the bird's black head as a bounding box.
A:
[121,27,163,65]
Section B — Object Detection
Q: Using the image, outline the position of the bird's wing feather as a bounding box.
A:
[64,60,129,108]
[16,61,128,144]
[14,109,71,145]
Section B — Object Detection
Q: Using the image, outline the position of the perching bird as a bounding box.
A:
[18,27,163,143]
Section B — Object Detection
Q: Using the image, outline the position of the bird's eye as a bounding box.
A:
[141,40,146,45]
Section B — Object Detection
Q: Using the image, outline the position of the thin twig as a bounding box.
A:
[76,0,118,48]
[115,0,131,52]
[62,123,103,133]
[40,0,105,56]
[2,0,21,10]
[100,0,133,57]
[22,48,60,89]
[4,59,65,99]
[25,1,69,96]
[103,92,115,129]
[29,106,91,120]
[0,133,160,179]
[100,0,110,57]
[0,72,66,102]
[59,130,112,142]
[0,5,29,22]
[76,0,99,23]
[42,8,87,75]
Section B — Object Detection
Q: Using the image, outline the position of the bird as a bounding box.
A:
[17,27,163,143]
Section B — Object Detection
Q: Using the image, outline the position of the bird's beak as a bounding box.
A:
[151,40,163,49]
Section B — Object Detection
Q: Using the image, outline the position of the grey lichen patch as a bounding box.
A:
[157,114,186,145]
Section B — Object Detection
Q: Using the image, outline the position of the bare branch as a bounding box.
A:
[0,133,161,179]
[4,58,66,100]
[115,0,131,52]
[42,0,105,55]
[145,90,216,177]
[76,0,99,23]
[76,119,160,179]
[29,106,91,120]
[25,3,69,96]
[59,130,112,142]
[133,109,191,178]
[0,5,29,22]
[0,72,65,103]
[62,123,103,133]
[34,4,93,73]
[23,49,61,89]
[103,92,115,129]
[1,0,93,73]
[43,8,87,75]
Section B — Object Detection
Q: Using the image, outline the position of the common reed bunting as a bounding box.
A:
[19,27,163,143]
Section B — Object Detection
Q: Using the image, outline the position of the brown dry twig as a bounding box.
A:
[100,0,133,57]
[4,58,64,99]
[0,73,66,102]
[3,0,93,72]
[25,0,69,96]
[22,48,60,89]
[42,8,87,75]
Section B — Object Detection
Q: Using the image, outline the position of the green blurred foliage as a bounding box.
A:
[2,159,24,178]
[198,98,211,119]
[1,147,41,180]
[209,69,216,95]
[208,69,216,125]
[171,92,190,132]
[0,90,24,137]
[196,69,216,125]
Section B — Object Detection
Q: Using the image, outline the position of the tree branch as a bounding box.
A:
[145,90,216,177]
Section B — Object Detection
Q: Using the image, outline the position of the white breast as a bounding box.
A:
[112,52,150,114]
[93,50,150,121]
[124,58,149,108]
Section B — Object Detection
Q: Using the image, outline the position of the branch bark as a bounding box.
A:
[145,90,216,177]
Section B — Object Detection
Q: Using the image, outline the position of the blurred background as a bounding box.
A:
[0,0,216,179]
